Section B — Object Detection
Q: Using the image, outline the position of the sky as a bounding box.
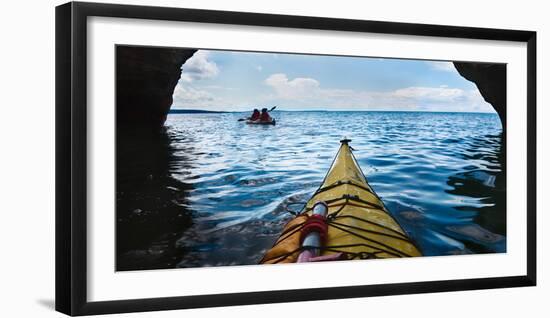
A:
[172,49,496,113]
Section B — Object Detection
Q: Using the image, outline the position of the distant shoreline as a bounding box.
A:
[168,108,497,115]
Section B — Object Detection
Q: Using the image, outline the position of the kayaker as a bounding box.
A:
[249,109,260,121]
[259,108,272,122]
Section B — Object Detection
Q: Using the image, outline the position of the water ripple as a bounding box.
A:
[161,111,504,268]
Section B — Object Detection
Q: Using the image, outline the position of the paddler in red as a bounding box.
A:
[249,109,260,121]
[259,108,272,122]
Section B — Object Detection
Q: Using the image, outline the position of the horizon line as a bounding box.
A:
[169,108,497,114]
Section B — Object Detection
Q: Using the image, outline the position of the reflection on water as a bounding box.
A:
[117,111,505,270]
[116,128,194,270]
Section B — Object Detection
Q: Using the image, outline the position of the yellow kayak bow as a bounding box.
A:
[260,139,421,264]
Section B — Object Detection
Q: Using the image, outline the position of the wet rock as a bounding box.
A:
[400,210,425,220]
[447,224,504,244]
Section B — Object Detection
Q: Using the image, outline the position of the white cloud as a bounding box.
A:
[388,86,491,112]
[427,61,457,72]
[264,73,321,99]
[173,85,215,105]
[392,86,464,101]
[172,84,248,110]
[180,51,219,82]
[262,73,494,112]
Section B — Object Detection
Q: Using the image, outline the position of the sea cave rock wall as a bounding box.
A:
[453,62,507,128]
[116,46,197,128]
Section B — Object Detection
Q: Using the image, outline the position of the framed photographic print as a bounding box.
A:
[55,1,536,316]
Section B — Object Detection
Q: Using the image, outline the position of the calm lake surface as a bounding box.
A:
[116,111,505,270]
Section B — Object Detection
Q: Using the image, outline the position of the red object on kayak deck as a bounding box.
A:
[300,214,329,245]
[298,252,345,263]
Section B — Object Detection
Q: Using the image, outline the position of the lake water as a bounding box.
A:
[116,111,505,270]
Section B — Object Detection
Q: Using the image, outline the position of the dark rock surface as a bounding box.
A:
[116,128,194,270]
[454,62,506,128]
[116,46,197,270]
[116,46,197,128]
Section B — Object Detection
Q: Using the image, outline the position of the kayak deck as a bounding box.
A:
[260,140,421,264]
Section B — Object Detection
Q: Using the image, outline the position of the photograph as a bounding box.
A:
[115,45,506,271]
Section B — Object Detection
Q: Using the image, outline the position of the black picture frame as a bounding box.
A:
[55,1,537,316]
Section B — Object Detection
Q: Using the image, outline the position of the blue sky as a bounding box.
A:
[172,49,495,113]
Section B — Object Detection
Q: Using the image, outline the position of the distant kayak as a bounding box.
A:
[246,118,276,125]
[238,106,278,123]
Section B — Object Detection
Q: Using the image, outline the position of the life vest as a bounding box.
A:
[259,112,271,121]
[250,111,260,121]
